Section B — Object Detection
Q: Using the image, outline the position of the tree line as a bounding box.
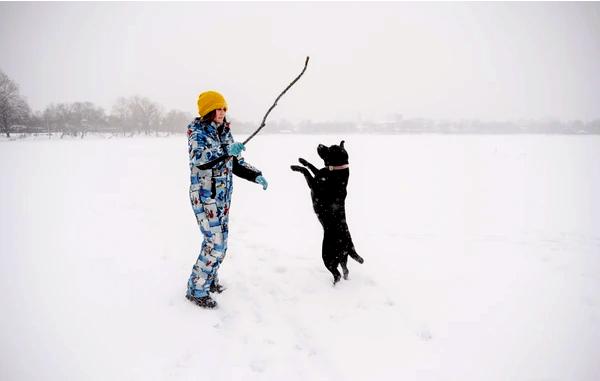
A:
[2,69,599,138]
[1,69,193,138]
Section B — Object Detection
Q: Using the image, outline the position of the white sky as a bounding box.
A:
[1,2,599,123]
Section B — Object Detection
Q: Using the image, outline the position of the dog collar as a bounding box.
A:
[328,164,349,171]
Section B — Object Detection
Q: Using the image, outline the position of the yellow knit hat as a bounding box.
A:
[197,90,228,117]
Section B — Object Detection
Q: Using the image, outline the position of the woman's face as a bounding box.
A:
[214,108,226,124]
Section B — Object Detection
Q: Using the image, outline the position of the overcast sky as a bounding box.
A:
[1,2,599,123]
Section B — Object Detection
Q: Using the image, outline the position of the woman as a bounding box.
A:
[186,90,268,308]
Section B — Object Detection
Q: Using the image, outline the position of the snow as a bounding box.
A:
[1,134,600,380]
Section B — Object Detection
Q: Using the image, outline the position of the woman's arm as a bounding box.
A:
[232,156,262,182]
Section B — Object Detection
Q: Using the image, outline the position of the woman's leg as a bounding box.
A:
[187,229,226,297]
[209,214,229,289]
[187,194,228,297]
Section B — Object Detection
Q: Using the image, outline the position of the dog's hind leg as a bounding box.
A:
[349,249,364,264]
[325,261,342,285]
[323,234,342,284]
[340,255,349,280]
[345,238,364,264]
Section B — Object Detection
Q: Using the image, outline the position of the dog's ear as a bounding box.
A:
[340,140,345,148]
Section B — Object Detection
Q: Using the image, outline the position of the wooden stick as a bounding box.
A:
[243,56,310,145]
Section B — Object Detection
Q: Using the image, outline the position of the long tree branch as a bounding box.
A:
[243,56,310,145]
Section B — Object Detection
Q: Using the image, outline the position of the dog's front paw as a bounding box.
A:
[298,158,309,166]
[290,165,303,172]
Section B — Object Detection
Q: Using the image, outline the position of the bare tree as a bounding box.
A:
[135,96,163,136]
[0,70,31,138]
[43,103,75,138]
[111,97,133,136]
[70,102,106,138]
[110,96,163,136]
[162,109,192,135]
[43,103,63,137]
[43,102,108,138]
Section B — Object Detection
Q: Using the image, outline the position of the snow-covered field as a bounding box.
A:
[1,134,599,380]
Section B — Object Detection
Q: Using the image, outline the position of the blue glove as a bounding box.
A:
[227,142,245,156]
[256,175,268,190]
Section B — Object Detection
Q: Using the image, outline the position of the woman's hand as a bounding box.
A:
[255,175,268,190]
[227,142,245,156]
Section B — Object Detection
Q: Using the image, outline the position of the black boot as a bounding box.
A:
[186,294,218,309]
[210,282,226,294]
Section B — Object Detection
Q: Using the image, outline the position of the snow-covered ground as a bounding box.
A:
[1,134,599,380]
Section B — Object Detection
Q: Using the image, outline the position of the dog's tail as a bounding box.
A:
[349,250,364,264]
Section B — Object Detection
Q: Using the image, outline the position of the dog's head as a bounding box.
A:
[317,140,348,167]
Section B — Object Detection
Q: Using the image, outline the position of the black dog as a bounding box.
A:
[291,140,364,284]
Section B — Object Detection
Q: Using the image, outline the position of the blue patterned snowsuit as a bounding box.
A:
[187,118,262,298]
